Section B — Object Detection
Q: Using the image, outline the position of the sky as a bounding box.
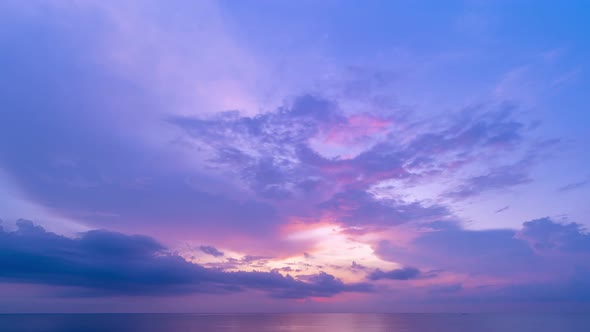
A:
[0,0,589,313]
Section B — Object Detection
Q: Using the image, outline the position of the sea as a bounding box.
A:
[0,313,589,332]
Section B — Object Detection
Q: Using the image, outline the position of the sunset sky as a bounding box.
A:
[1,0,589,313]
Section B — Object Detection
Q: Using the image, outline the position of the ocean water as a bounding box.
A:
[0,313,589,332]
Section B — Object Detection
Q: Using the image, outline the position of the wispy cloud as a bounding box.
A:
[495,205,510,213]
[558,179,589,192]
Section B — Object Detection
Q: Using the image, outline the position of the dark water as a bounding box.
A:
[0,313,589,332]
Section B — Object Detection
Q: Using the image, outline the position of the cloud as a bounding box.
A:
[319,189,449,226]
[0,0,586,312]
[0,220,372,299]
[0,19,539,236]
[168,95,360,200]
[351,261,367,271]
[429,283,463,295]
[558,179,590,192]
[168,98,536,232]
[491,267,590,302]
[516,218,590,252]
[0,0,291,247]
[376,218,590,282]
[367,267,423,281]
[199,245,224,257]
[407,103,524,157]
[366,218,590,303]
[170,96,532,201]
[495,205,510,213]
[446,159,531,199]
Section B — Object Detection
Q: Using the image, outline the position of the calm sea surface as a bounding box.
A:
[0,313,588,332]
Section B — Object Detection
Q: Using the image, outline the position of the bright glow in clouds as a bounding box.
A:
[0,0,590,313]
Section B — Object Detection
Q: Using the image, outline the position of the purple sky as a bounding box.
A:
[1,0,589,313]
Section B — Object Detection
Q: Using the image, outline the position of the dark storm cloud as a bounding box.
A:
[0,221,372,299]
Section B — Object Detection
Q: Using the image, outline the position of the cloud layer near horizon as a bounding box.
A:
[2,217,590,304]
[0,220,372,299]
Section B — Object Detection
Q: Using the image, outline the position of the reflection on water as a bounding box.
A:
[0,313,589,332]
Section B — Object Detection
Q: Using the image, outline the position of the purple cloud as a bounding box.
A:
[367,267,423,281]
[516,218,590,252]
[407,104,524,157]
[376,218,590,280]
[1,0,586,312]
[0,221,372,299]
[558,179,590,192]
[319,189,449,226]
[199,245,224,257]
[446,160,532,199]
[495,205,510,213]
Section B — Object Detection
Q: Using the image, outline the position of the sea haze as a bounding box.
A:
[0,313,589,332]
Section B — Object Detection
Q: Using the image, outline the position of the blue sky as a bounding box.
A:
[0,0,589,312]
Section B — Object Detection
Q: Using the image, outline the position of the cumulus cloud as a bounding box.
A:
[376,218,590,288]
[0,220,372,299]
[516,218,590,252]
